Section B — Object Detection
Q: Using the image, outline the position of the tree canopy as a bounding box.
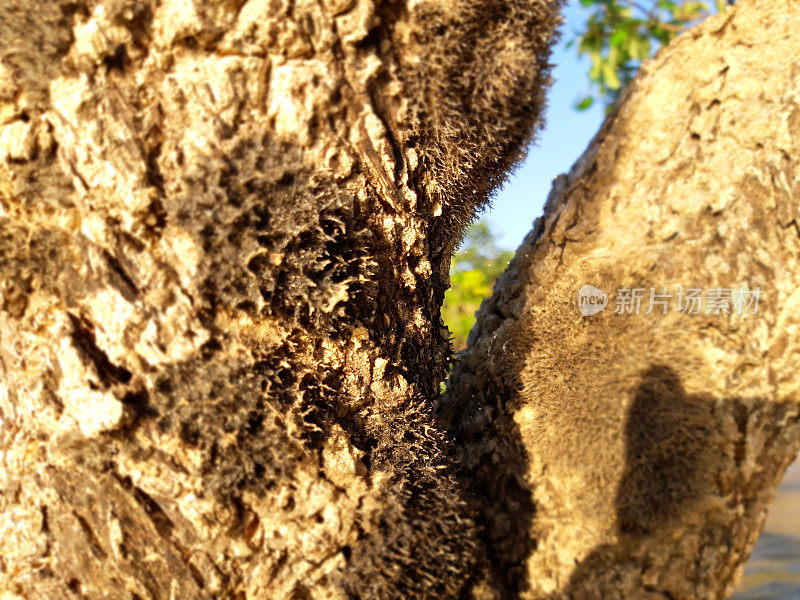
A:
[572,0,735,109]
[443,221,514,351]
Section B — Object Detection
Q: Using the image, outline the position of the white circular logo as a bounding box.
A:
[578,285,608,317]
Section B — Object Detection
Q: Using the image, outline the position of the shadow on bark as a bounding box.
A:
[552,364,796,599]
[617,364,715,535]
[544,364,718,599]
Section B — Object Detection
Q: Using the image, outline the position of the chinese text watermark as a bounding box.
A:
[578,285,762,317]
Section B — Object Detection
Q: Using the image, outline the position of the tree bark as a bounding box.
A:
[442,1,800,598]
[2,0,799,599]
[0,0,562,598]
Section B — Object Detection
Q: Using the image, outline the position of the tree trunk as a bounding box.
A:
[442,1,800,598]
[0,0,562,598]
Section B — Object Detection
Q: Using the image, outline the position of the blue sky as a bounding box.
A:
[481,0,606,250]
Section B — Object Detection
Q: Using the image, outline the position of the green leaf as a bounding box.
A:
[576,96,595,110]
[588,52,603,80]
[602,60,621,90]
[610,29,628,48]
[628,35,651,59]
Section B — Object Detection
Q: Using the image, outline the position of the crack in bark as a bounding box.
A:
[67,312,133,387]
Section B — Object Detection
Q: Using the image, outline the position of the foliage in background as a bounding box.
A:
[443,221,514,352]
[571,0,734,111]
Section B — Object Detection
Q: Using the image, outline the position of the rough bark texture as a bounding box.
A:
[3,0,799,598]
[0,0,562,598]
[442,1,800,598]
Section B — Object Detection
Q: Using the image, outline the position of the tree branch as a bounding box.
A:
[443,1,800,597]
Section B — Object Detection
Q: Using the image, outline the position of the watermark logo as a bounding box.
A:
[578,285,609,316]
[577,284,762,317]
